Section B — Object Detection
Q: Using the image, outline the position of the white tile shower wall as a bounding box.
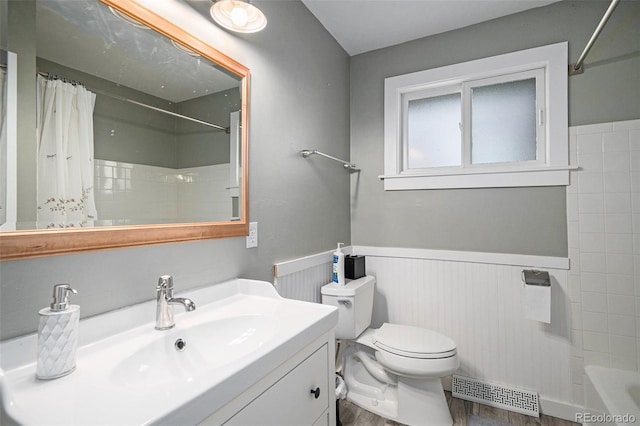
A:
[275,250,574,408]
[177,165,232,222]
[94,160,231,225]
[94,160,178,225]
[568,119,640,382]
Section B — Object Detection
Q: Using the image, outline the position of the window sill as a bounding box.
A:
[378,166,577,190]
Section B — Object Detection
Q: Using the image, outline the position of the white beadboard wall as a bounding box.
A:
[365,255,571,400]
[274,248,351,303]
[275,262,333,303]
[274,247,576,418]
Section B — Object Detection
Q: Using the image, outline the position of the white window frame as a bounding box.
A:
[382,42,569,190]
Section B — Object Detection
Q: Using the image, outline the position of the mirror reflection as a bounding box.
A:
[0,49,9,230]
[3,0,243,230]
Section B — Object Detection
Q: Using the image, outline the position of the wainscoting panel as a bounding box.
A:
[274,248,575,416]
[364,255,571,406]
[274,261,333,303]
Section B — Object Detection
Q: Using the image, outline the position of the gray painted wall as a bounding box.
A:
[350,0,640,257]
[0,0,351,340]
[175,87,240,168]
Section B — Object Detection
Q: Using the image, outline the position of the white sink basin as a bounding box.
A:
[112,314,277,390]
[0,279,338,425]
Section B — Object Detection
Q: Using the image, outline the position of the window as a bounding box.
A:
[405,89,462,169]
[383,42,568,190]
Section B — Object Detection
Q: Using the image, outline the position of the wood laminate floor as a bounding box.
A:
[338,391,580,426]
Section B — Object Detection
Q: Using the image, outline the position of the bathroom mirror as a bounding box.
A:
[0,0,250,260]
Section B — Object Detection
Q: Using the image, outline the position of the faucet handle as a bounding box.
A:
[158,275,174,298]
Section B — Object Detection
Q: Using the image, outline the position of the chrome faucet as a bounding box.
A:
[155,275,196,330]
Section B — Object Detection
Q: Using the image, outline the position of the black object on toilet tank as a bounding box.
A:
[345,255,365,280]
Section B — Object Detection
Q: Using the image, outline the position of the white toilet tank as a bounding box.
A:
[321,276,375,339]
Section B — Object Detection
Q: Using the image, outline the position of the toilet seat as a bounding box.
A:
[373,323,457,359]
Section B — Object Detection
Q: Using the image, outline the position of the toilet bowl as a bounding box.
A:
[321,276,459,426]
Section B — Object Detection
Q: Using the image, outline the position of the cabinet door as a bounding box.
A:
[225,345,329,425]
[312,410,329,426]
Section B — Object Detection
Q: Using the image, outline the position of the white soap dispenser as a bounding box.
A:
[36,284,80,380]
[332,242,346,285]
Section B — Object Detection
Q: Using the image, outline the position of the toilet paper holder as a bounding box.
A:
[522,269,551,287]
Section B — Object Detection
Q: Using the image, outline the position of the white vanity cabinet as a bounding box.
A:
[199,332,336,426]
[225,344,330,425]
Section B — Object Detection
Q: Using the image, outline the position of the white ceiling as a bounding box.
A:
[301,0,561,56]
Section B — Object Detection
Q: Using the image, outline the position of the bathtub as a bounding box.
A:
[584,366,640,425]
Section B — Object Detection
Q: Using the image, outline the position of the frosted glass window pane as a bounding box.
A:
[407,93,461,169]
[471,78,536,164]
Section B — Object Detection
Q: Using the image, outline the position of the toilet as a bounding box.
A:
[321,276,459,426]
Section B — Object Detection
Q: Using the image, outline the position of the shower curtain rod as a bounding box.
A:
[569,0,620,76]
[38,71,228,132]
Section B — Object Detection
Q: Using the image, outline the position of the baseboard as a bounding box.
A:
[540,398,584,424]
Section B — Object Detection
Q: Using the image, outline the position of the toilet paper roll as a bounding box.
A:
[524,283,550,323]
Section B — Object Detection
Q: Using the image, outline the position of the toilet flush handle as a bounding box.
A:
[337,299,351,307]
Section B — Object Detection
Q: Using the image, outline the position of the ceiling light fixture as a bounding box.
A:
[210,0,267,34]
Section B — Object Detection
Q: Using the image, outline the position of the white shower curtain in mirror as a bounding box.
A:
[36,75,97,229]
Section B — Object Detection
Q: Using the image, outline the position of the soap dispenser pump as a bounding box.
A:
[36,284,80,380]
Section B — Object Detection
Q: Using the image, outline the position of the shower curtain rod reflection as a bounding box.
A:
[38,71,228,132]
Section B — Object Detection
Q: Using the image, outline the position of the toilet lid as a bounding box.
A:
[373,323,457,359]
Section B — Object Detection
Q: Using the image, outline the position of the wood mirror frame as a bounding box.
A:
[0,0,250,261]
